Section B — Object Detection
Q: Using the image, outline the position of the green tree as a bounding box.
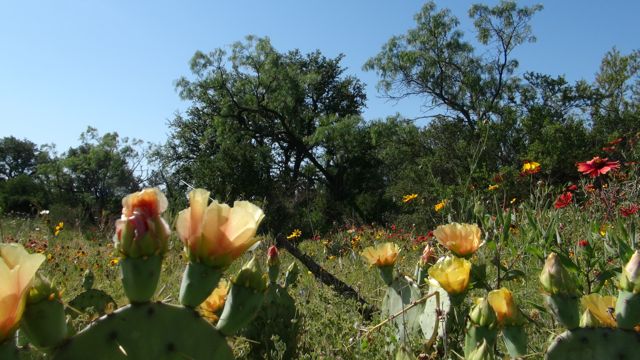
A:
[159,36,368,230]
[0,136,39,179]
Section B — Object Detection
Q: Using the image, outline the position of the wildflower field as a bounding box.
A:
[2,148,640,359]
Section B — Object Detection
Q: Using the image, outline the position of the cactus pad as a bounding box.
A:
[545,327,640,360]
[53,302,233,360]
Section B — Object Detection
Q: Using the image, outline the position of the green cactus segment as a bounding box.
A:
[503,325,527,358]
[120,255,163,303]
[53,302,233,360]
[0,338,19,360]
[179,261,223,308]
[615,290,640,330]
[378,265,394,286]
[82,269,95,290]
[464,325,498,358]
[544,294,580,329]
[381,277,422,341]
[216,281,266,336]
[283,262,299,288]
[545,327,640,360]
[243,285,300,358]
[419,283,450,341]
[467,339,497,360]
[67,289,117,319]
[20,297,68,351]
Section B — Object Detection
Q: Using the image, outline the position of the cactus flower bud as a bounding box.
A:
[428,256,472,294]
[267,245,280,284]
[176,189,265,268]
[539,253,578,295]
[469,298,498,328]
[467,340,496,360]
[419,244,436,267]
[487,288,526,326]
[619,250,640,293]
[0,244,45,344]
[114,188,170,258]
[433,222,482,257]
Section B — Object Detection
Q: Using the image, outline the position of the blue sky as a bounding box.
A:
[1,0,638,152]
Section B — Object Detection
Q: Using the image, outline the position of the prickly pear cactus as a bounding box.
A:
[418,283,450,342]
[53,302,233,360]
[546,328,640,360]
[382,276,423,341]
[67,290,117,319]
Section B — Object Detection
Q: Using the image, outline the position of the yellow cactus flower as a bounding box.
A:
[433,222,482,257]
[428,256,471,294]
[402,193,418,203]
[199,279,230,323]
[176,189,265,268]
[361,243,400,267]
[580,293,617,328]
[0,243,46,342]
[434,200,447,212]
[487,288,525,326]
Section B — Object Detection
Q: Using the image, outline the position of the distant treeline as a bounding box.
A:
[2,2,638,236]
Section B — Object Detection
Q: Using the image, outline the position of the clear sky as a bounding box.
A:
[1,0,638,153]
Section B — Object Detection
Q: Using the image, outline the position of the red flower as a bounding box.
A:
[578,239,589,247]
[620,204,640,217]
[554,192,573,209]
[576,157,620,178]
[565,184,578,192]
[602,146,616,153]
[584,184,596,192]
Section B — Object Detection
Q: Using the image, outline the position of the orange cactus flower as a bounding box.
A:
[433,223,482,257]
[0,244,46,342]
[361,243,400,267]
[576,156,620,178]
[176,189,265,268]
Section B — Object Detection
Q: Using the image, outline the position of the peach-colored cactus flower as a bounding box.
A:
[361,243,400,267]
[433,222,482,257]
[0,244,45,342]
[176,189,265,268]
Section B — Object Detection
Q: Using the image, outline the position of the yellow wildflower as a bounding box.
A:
[487,184,499,191]
[200,279,229,324]
[402,193,418,203]
[434,200,447,212]
[287,229,302,240]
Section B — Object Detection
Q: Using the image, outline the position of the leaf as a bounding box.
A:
[502,269,526,282]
